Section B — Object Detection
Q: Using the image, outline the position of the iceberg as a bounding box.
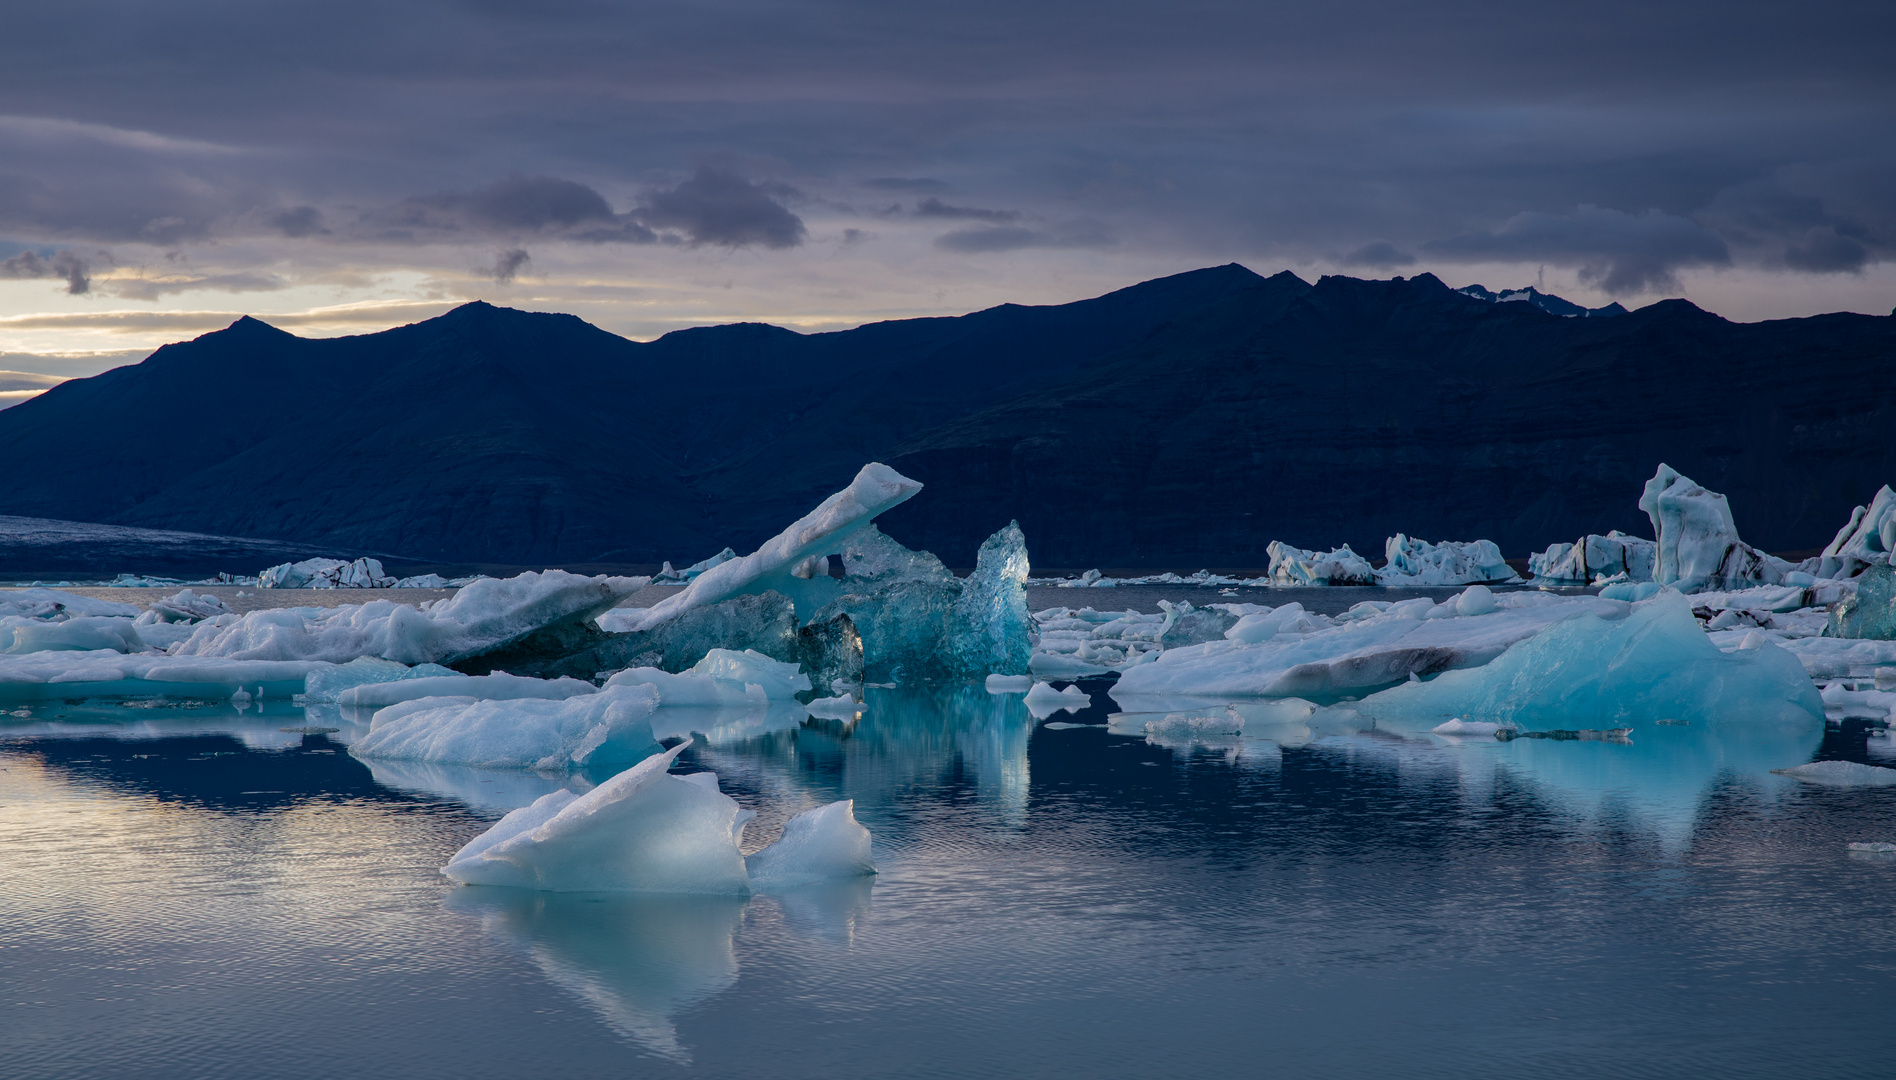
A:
[2,615,147,654]
[744,800,877,888]
[1114,590,1614,700]
[1640,464,1791,593]
[172,569,646,665]
[604,649,812,707]
[1528,531,1656,585]
[1374,534,1520,586]
[442,741,751,893]
[350,683,663,771]
[0,588,142,619]
[1266,541,1375,586]
[257,556,397,589]
[943,521,1034,678]
[1350,591,1822,728]
[1823,563,1896,640]
[442,740,877,895]
[1813,485,1896,580]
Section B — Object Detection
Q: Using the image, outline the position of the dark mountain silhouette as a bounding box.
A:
[1,265,1891,570]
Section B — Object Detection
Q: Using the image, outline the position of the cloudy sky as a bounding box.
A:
[2,0,1892,391]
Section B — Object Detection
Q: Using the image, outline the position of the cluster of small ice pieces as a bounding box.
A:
[1034,535,1518,589]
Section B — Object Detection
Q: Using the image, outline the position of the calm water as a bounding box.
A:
[3,685,1894,1079]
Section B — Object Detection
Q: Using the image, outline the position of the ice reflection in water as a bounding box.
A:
[2,682,1894,1078]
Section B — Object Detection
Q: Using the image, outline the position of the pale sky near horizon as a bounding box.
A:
[2,1,1892,389]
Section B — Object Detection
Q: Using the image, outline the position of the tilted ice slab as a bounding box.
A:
[443,740,876,894]
[173,569,646,665]
[613,463,922,633]
[1349,591,1822,728]
[351,683,663,771]
[1113,590,1617,700]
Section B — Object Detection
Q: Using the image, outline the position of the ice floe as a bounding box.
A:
[442,740,876,895]
[352,683,662,771]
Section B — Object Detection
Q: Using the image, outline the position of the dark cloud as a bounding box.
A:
[912,197,1021,223]
[1340,241,1416,268]
[484,247,531,283]
[393,175,617,233]
[0,249,92,294]
[1422,207,1732,294]
[271,206,326,237]
[103,271,286,301]
[863,178,950,192]
[636,167,805,249]
[1780,228,1870,274]
[934,220,1114,253]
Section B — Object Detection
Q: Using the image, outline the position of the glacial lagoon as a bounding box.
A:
[5,680,1894,1080]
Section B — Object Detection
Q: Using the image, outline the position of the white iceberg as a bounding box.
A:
[1640,464,1791,593]
[1266,541,1375,586]
[1374,534,1520,586]
[442,741,752,893]
[604,648,811,707]
[0,651,328,701]
[1528,531,1656,585]
[172,569,646,664]
[301,656,463,703]
[258,556,396,589]
[1,615,148,654]
[351,683,662,771]
[1813,485,1896,580]
[745,800,877,888]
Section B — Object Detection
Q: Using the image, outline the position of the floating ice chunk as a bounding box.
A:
[605,668,767,708]
[745,800,876,888]
[986,674,1034,693]
[173,569,646,665]
[302,656,463,703]
[442,740,752,893]
[616,464,923,633]
[944,521,1033,677]
[1814,485,1896,580]
[258,556,397,589]
[1266,541,1376,586]
[1354,591,1822,728]
[803,694,862,720]
[1528,531,1656,584]
[145,589,233,623]
[1432,718,1517,736]
[341,673,598,709]
[352,684,662,771]
[1375,535,1520,586]
[1024,680,1090,718]
[1115,596,1614,700]
[0,588,142,619]
[1455,585,1497,617]
[1824,563,1896,640]
[682,648,810,699]
[0,651,330,701]
[1,615,147,654]
[1771,760,1896,787]
[1640,464,1791,593]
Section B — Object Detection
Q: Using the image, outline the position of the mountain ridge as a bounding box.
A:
[2,266,1890,568]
